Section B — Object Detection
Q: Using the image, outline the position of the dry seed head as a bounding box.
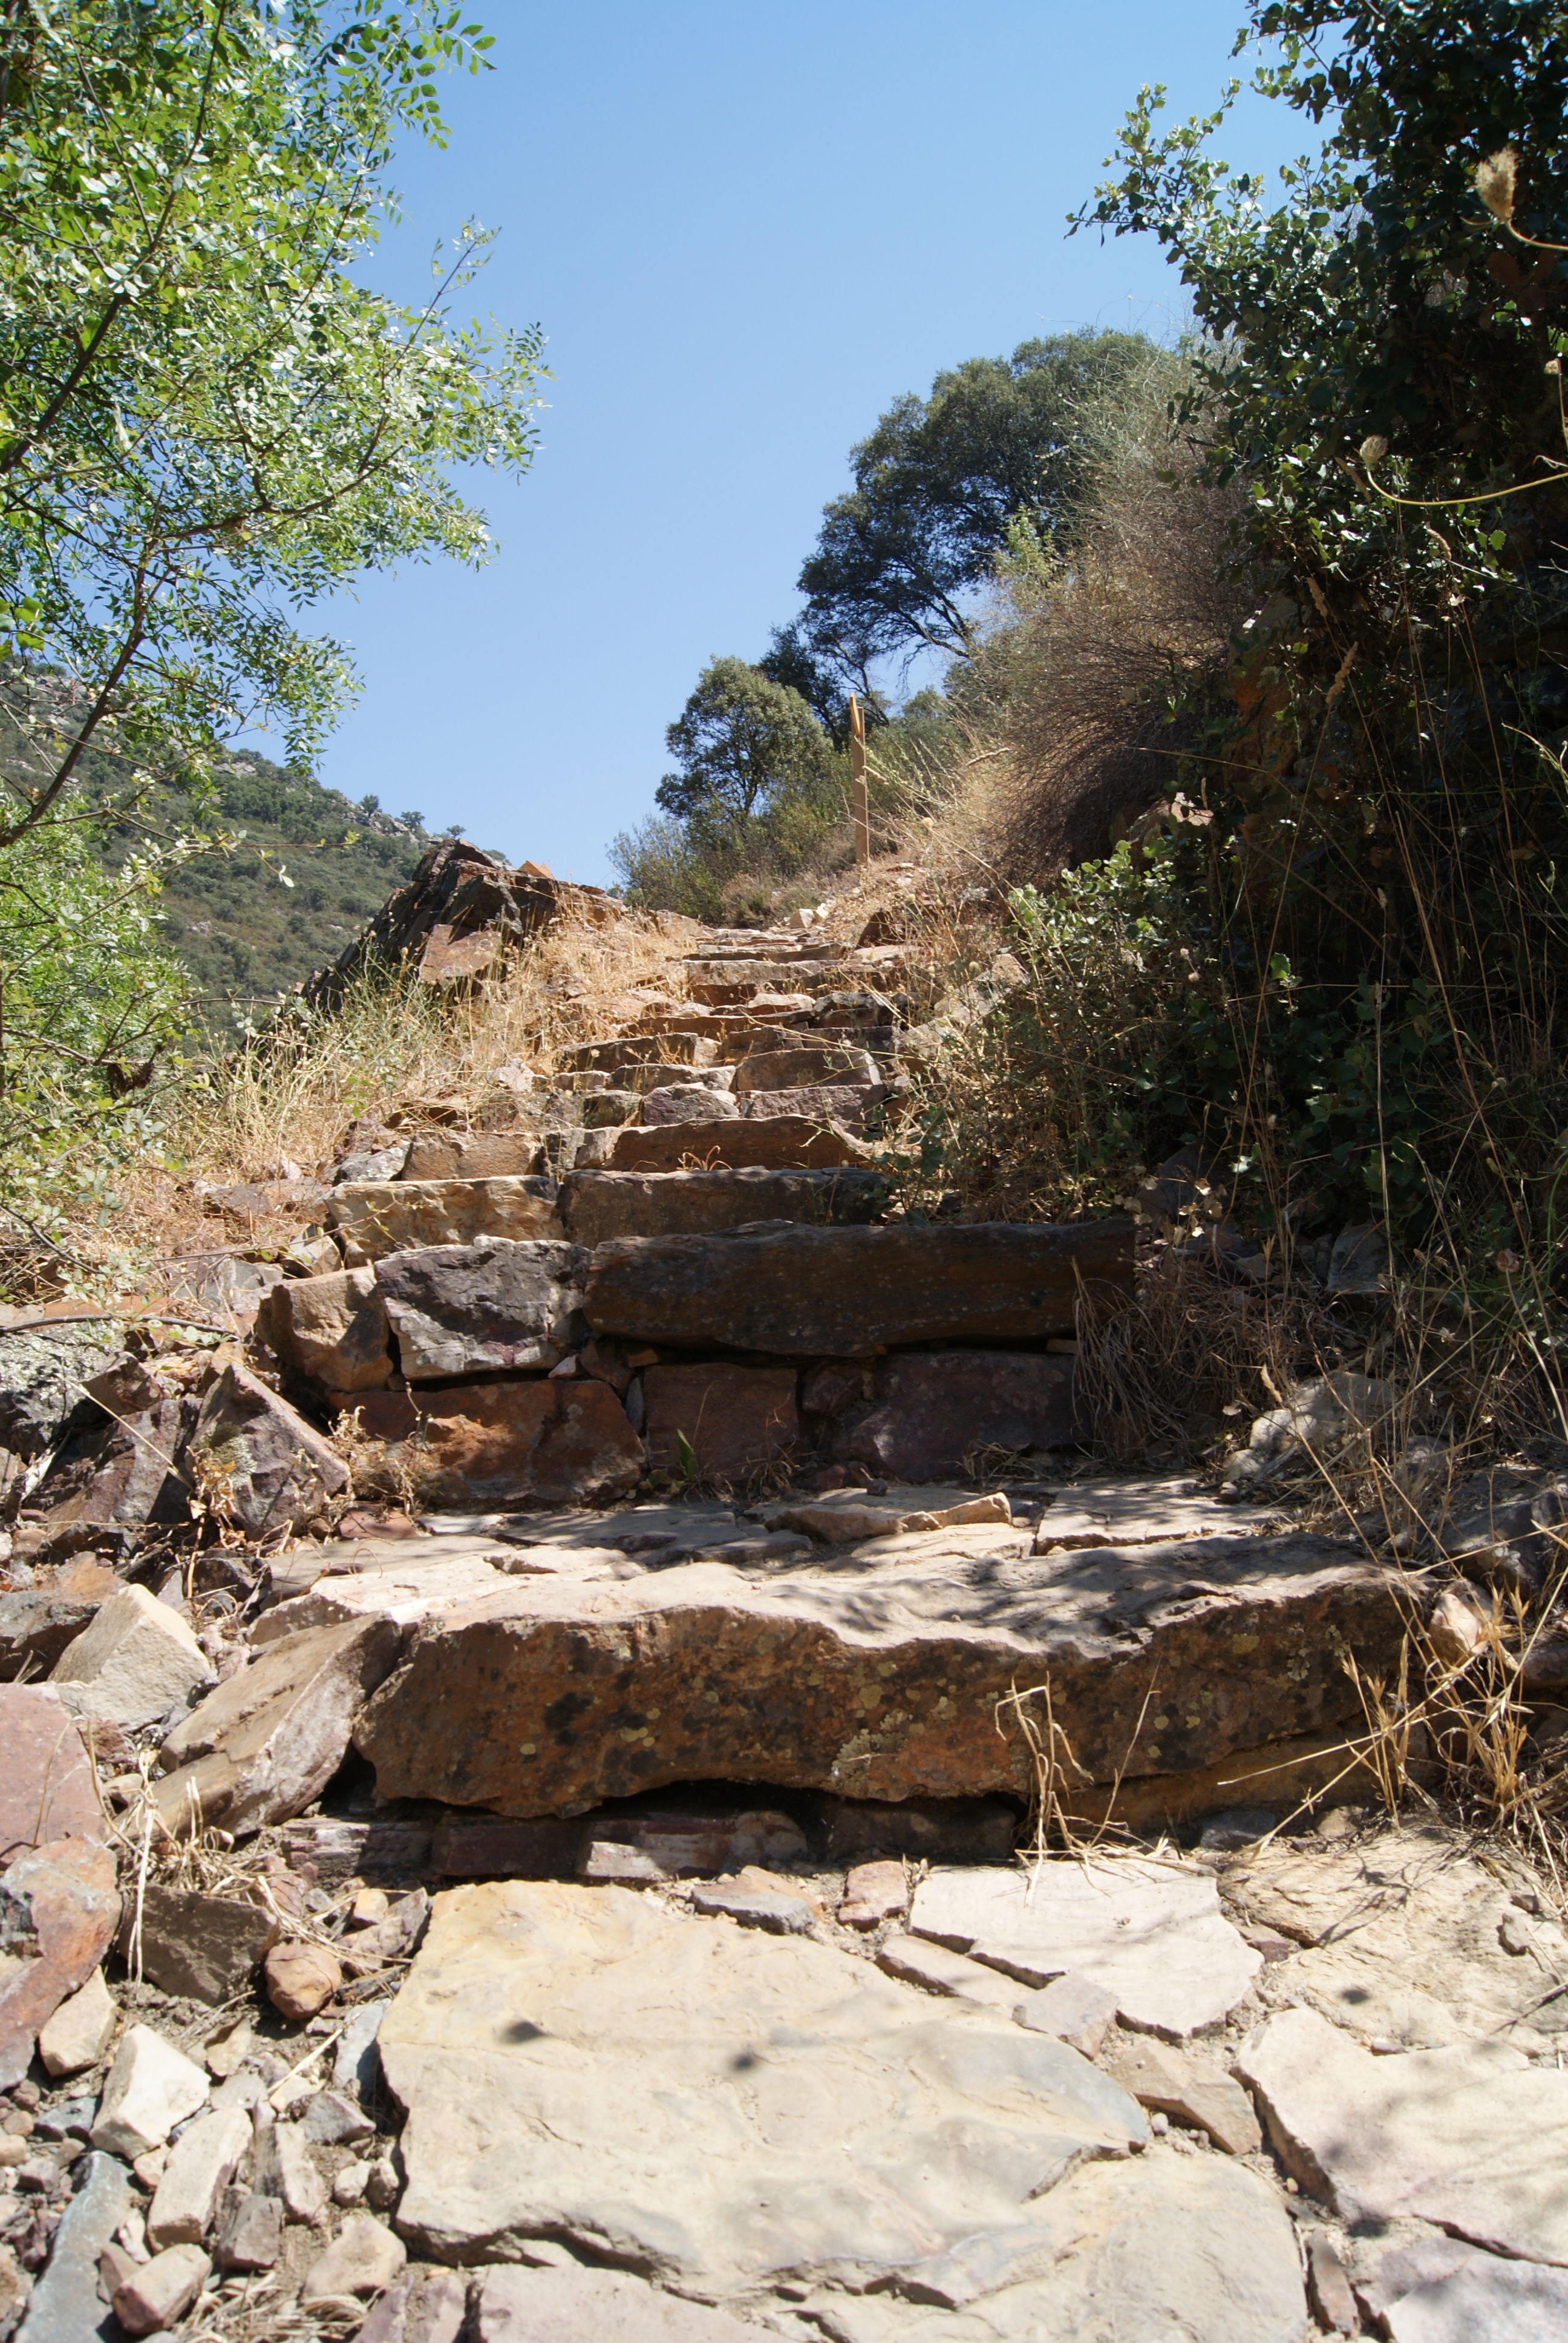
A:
[1475,147,1518,224]
[1359,435,1390,468]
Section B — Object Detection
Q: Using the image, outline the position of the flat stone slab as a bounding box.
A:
[1226,1826,1568,2050]
[1236,2004,1568,2262]
[584,1220,1132,1355]
[0,1686,106,1863]
[606,1116,869,1173]
[559,1165,888,1244]
[1035,1476,1282,1551]
[796,2157,1305,2342]
[473,2263,757,2341]
[1360,2236,1568,2342]
[356,1530,1402,1818]
[325,1177,563,1259]
[378,1879,1146,2290]
[910,1860,1261,2039]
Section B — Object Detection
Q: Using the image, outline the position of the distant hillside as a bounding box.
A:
[123,757,429,1018]
[99,755,507,1024]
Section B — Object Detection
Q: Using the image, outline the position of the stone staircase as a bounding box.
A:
[237,913,1401,1846]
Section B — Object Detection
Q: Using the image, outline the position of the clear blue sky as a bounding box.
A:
[313,3,1299,882]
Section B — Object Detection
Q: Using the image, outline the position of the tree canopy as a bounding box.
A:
[1078,1,1568,577]
[785,330,1150,690]
[656,657,835,824]
[0,0,544,847]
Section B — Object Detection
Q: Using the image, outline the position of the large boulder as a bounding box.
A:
[0,1836,120,2088]
[0,1686,106,1861]
[356,1527,1404,1818]
[584,1221,1132,1357]
[376,1239,589,1379]
[153,1615,405,1835]
[641,1365,799,1478]
[345,1378,642,1510]
[256,1267,393,1394]
[325,1176,562,1261]
[187,1363,348,1536]
[0,1323,125,1459]
[379,1879,1145,2286]
[558,1165,888,1245]
[607,1118,870,1174]
[805,1350,1077,1478]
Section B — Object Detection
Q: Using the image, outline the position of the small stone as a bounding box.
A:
[145,2102,251,2249]
[132,2146,168,2188]
[204,2017,252,2079]
[875,1933,1021,2014]
[0,2243,28,2335]
[90,2024,209,2159]
[36,1967,116,2078]
[299,2212,407,2309]
[1014,1971,1119,2058]
[1304,2229,1358,2334]
[350,1889,390,1928]
[0,1835,121,2091]
[578,1841,668,1886]
[687,1883,813,1935]
[265,1940,342,2022]
[1102,2037,1262,2157]
[253,2116,328,2223]
[355,2264,469,2343]
[98,2239,142,2298]
[211,2184,281,2272]
[302,2089,374,2146]
[111,2242,211,2337]
[333,2004,387,2105]
[333,2160,371,2206]
[837,1860,908,1929]
[364,2155,400,2213]
[0,2135,25,2168]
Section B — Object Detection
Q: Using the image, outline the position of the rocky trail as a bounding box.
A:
[1,841,1566,2341]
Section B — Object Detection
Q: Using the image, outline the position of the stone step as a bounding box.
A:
[559,1165,890,1244]
[354,1525,1405,1821]
[325,1176,563,1259]
[584,1217,1132,1355]
[604,1115,872,1175]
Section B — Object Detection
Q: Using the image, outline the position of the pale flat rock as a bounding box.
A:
[358,1532,1401,1817]
[474,2263,758,2340]
[1362,2236,1568,2342]
[800,2157,1305,2343]
[1227,1826,1568,2049]
[146,2101,251,2247]
[379,1879,1146,2290]
[875,1933,1021,2014]
[1236,2003,1568,2262]
[38,1965,117,2076]
[911,1860,1261,2039]
[774,1490,1012,1544]
[1034,1476,1281,1552]
[92,2023,209,2158]
[252,1553,521,1642]
[50,1585,214,1729]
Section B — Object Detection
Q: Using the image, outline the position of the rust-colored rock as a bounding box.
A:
[0,1685,107,1860]
[346,1377,642,1510]
[325,1176,563,1260]
[586,1220,1132,1358]
[642,1365,799,1478]
[256,1267,393,1394]
[265,1939,342,2022]
[356,1530,1403,1820]
[559,1165,888,1245]
[805,1349,1077,1478]
[607,1117,870,1174]
[0,1835,120,2088]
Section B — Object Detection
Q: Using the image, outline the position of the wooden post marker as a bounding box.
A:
[849,692,869,869]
